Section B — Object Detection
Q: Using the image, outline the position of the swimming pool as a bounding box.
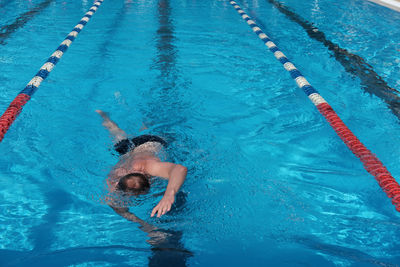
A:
[1,0,400,265]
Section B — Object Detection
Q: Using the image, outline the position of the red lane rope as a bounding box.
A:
[0,0,104,143]
[229,0,400,212]
[0,94,31,141]
[317,103,400,211]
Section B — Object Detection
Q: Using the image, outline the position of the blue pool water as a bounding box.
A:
[1,0,400,265]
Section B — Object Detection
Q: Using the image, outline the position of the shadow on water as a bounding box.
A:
[0,0,54,45]
[241,0,400,120]
[0,172,129,267]
[0,175,96,267]
[0,177,191,266]
[142,0,194,265]
[147,192,193,267]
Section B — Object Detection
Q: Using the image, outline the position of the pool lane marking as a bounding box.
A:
[0,0,54,45]
[265,0,400,122]
[229,1,400,212]
[0,0,104,142]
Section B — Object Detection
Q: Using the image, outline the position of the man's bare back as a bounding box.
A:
[108,142,164,189]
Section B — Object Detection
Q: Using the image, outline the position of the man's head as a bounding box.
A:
[116,173,150,195]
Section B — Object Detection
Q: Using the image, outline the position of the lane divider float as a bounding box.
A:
[229,1,400,212]
[0,0,104,142]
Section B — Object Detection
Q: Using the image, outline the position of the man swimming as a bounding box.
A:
[96,110,187,221]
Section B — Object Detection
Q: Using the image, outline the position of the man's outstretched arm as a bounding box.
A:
[145,162,187,218]
[110,206,173,246]
[110,206,157,233]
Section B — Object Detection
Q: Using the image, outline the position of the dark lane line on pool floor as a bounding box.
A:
[0,0,15,9]
[0,0,54,45]
[145,0,193,266]
[85,0,131,99]
[243,0,400,121]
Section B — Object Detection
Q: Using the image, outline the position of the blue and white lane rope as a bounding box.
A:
[229,1,400,211]
[0,0,104,142]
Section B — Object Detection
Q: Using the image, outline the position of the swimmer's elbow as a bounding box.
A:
[174,164,185,172]
[177,164,187,177]
[168,164,187,179]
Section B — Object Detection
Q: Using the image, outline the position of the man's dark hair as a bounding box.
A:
[116,173,150,195]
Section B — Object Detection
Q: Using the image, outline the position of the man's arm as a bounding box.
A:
[110,206,157,233]
[145,161,187,218]
[110,205,176,247]
[95,110,127,143]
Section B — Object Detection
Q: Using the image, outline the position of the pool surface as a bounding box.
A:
[1,0,400,266]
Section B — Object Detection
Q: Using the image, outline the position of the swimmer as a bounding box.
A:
[96,110,187,221]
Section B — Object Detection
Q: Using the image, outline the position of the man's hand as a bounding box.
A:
[147,162,187,218]
[151,194,175,218]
